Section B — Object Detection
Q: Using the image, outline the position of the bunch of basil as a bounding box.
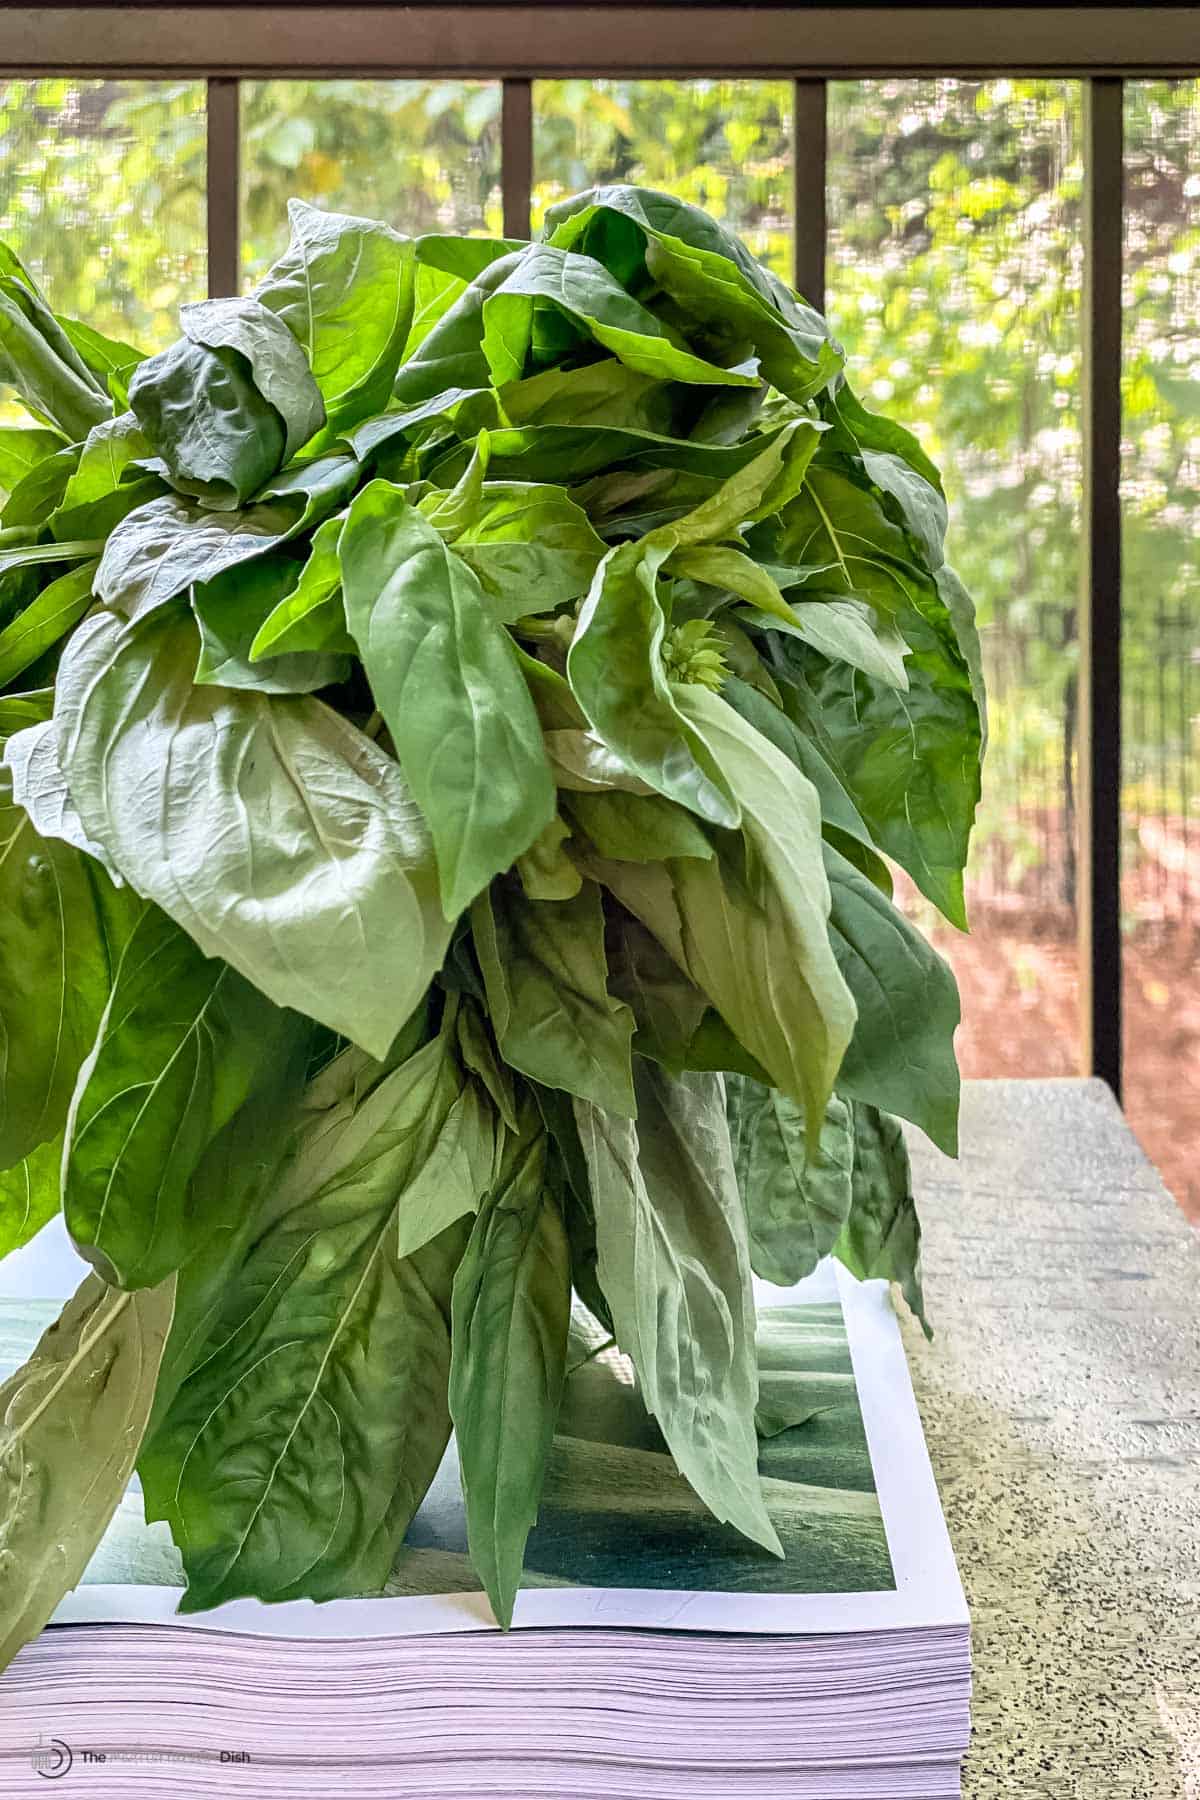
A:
[0,188,982,1653]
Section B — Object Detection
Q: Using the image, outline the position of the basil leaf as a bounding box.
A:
[742,597,911,690]
[450,1111,571,1627]
[575,1061,781,1556]
[141,1031,493,1608]
[2,719,120,877]
[0,558,98,689]
[2,445,80,529]
[726,1077,854,1285]
[181,295,325,462]
[777,597,980,929]
[248,512,355,660]
[0,1272,175,1669]
[340,480,555,919]
[0,290,110,440]
[481,243,759,390]
[96,452,358,620]
[824,842,960,1157]
[544,187,842,401]
[48,411,162,541]
[835,1103,930,1338]
[191,552,350,694]
[128,334,286,511]
[671,684,856,1138]
[54,316,146,410]
[515,814,583,901]
[0,1133,62,1258]
[567,539,739,828]
[0,763,119,1168]
[0,688,53,743]
[472,875,636,1117]
[258,199,416,446]
[564,788,713,863]
[56,607,450,1058]
[63,903,298,1289]
[0,427,67,492]
[719,676,881,870]
[435,482,607,619]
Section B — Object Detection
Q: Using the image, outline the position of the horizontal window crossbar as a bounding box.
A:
[0,8,1197,77]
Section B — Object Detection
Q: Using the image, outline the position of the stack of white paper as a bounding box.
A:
[0,1234,971,1798]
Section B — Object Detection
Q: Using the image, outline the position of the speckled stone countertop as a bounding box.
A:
[904,1078,1199,1800]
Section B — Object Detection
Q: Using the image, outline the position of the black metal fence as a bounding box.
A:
[3,3,1199,1105]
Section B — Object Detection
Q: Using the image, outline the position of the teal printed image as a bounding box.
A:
[394,1298,896,1598]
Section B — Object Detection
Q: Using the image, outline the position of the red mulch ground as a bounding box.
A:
[926,906,1200,1224]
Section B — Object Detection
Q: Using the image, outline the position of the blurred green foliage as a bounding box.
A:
[0,72,1194,898]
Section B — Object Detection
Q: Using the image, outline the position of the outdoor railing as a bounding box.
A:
[4,3,1200,1105]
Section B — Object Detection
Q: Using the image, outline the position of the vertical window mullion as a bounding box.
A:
[206,77,241,297]
[1079,76,1125,1099]
[793,78,827,312]
[502,78,534,242]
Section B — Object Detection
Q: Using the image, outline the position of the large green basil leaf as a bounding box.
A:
[935,561,989,749]
[0,426,67,493]
[431,482,607,620]
[564,787,713,863]
[347,386,492,464]
[824,843,960,1156]
[0,689,52,743]
[428,421,786,490]
[94,452,358,619]
[742,597,911,690]
[671,685,856,1137]
[63,903,297,1289]
[0,291,109,441]
[257,199,415,446]
[835,1102,929,1336]
[0,1271,174,1669]
[725,1077,854,1286]
[647,420,821,553]
[128,335,285,511]
[180,296,325,461]
[776,606,980,929]
[719,676,883,876]
[0,765,119,1168]
[450,1111,571,1627]
[394,250,524,405]
[500,358,678,433]
[141,1022,320,1441]
[141,1029,491,1608]
[567,539,739,828]
[56,607,450,1058]
[753,462,922,620]
[575,1062,781,1556]
[248,512,354,660]
[481,243,759,390]
[340,480,555,919]
[543,186,841,401]
[1,445,80,530]
[515,814,582,901]
[0,559,98,690]
[2,718,120,877]
[544,727,652,793]
[472,875,636,1116]
[191,552,349,693]
[0,1133,62,1259]
[604,908,708,1070]
[47,412,162,541]
[54,316,146,411]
